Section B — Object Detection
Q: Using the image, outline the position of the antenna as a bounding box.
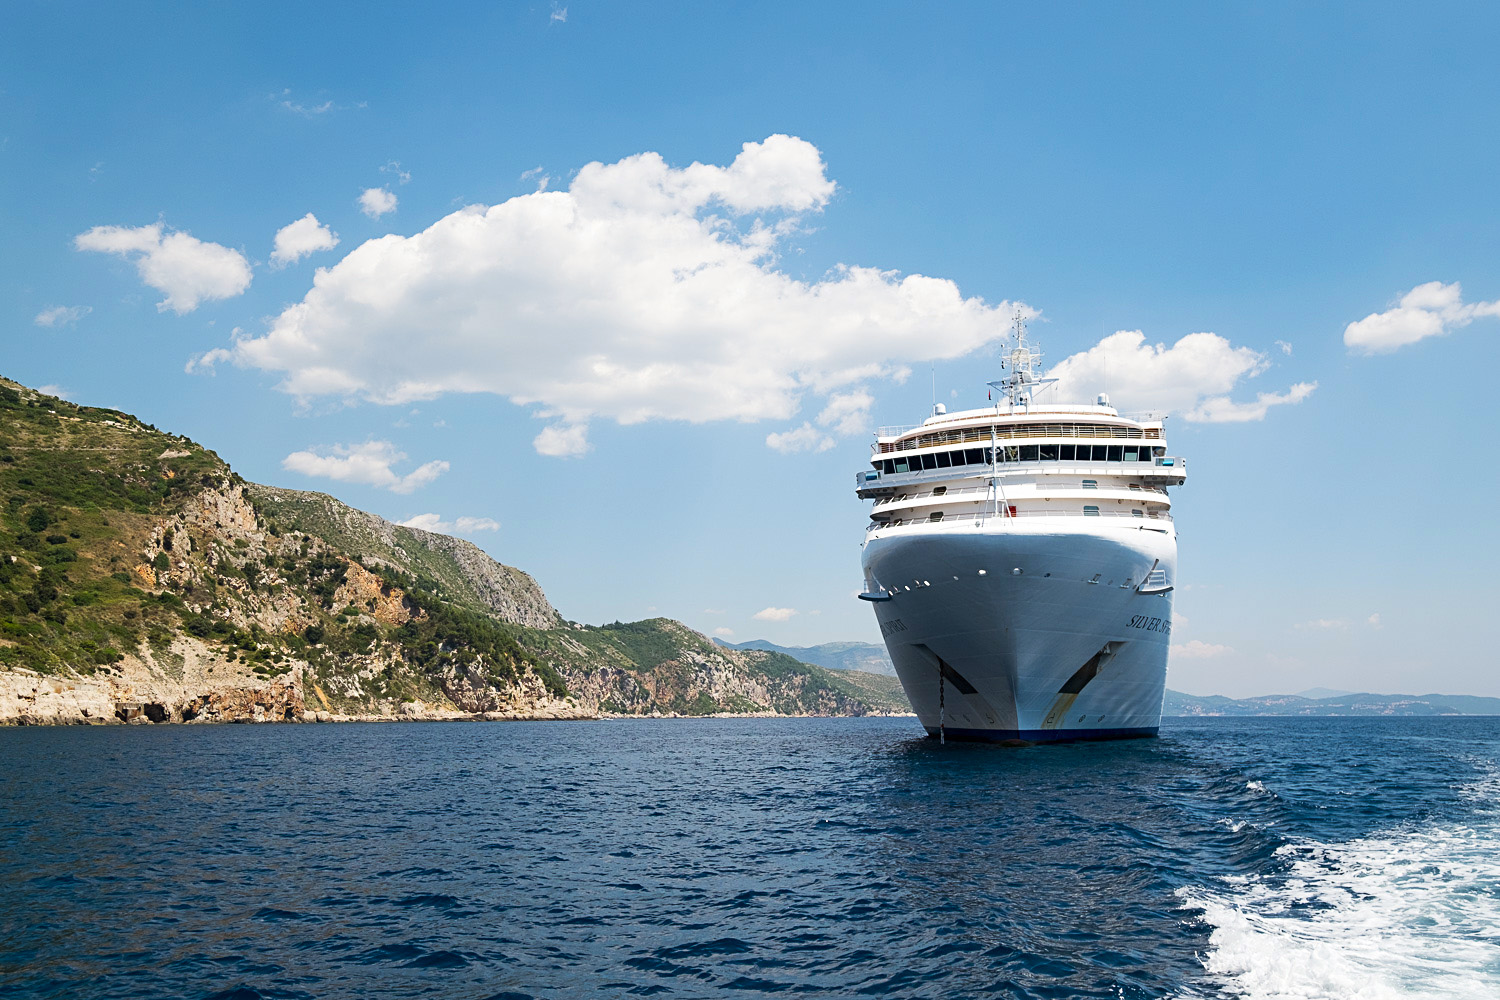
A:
[986,309,1057,409]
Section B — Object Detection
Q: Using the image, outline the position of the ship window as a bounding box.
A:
[1132,509,1144,517]
[1123,447,1138,462]
[1082,479,1098,489]
[1060,444,1076,461]
[1107,445,1124,462]
[929,511,945,522]
[885,460,897,474]
[919,453,935,470]
[1040,444,1058,461]
[1139,450,1152,462]
[1003,445,1020,463]
[932,486,947,496]
[1020,444,1039,462]
[1084,445,1101,461]
[894,460,909,473]
[951,450,967,467]
[935,451,952,468]
[1083,505,1100,516]
[966,448,983,464]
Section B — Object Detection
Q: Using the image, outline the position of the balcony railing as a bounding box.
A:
[867,508,1172,532]
[870,481,1170,508]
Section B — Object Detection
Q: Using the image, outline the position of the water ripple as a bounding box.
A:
[0,716,1496,998]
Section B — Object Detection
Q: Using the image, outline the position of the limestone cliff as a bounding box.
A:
[0,376,907,725]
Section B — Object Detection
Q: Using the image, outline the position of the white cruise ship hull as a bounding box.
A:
[862,520,1175,743]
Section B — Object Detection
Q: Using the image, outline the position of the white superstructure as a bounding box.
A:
[855,318,1186,742]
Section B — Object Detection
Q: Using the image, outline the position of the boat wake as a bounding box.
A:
[1180,761,1500,999]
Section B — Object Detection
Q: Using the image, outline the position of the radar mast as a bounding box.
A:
[988,310,1056,409]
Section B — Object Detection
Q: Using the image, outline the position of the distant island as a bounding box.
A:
[0,378,907,725]
[1165,689,1500,717]
[716,639,1500,718]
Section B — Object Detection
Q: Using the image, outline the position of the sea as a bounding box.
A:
[1,716,1497,1000]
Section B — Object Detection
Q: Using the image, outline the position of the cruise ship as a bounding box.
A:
[855,319,1186,743]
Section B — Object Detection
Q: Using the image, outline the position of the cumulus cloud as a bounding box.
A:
[281,440,447,494]
[34,305,91,328]
[533,423,590,457]
[1047,330,1314,423]
[753,607,798,622]
[766,423,834,454]
[1344,281,1500,354]
[74,223,252,314]
[271,213,339,268]
[1171,640,1232,659]
[396,513,500,534]
[359,187,398,218]
[1296,618,1349,630]
[223,136,1025,455]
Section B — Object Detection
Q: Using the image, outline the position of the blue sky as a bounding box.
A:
[3,2,1498,697]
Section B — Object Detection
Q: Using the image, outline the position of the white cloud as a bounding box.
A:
[273,90,335,116]
[281,440,447,494]
[533,422,590,457]
[359,187,398,218]
[1367,613,1382,628]
[396,513,500,534]
[36,384,71,400]
[766,423,834,454]
[34,305,91,328]
[1296,618,1349,630]
[712,627,734,638]
[271,213,339,268]
[816,389,873,436]
[703,608,725,615]
[185,346,235,375]
[1274,340,1293,355]
[1344,281,1500,354]
[550,3,567,23]
[224,136,1026,455]
[74,223,252,314]
[1184,382,1318,422]
[1171,639,1232,659]
[753,607,798,622]
[1047,330,1314,423]
[381,161,411,185]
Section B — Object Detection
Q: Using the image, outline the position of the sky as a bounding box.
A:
[3,2,1498,698]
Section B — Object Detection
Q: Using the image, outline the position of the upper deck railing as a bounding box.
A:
[874,422,1162,454]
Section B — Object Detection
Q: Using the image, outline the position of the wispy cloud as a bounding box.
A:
[282,440,447,494]
[34,305,91,328]
[271,89,365,117]
[1171,640,1232,659]
[396,513,500,534]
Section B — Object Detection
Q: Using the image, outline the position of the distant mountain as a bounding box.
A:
[713,638,895,676]
[1295,687,1355,700]
[1165,689,1500,717]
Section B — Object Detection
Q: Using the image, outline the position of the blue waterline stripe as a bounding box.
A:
[924,725,1159,744]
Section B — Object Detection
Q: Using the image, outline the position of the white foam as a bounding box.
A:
[1182,812,1500,999]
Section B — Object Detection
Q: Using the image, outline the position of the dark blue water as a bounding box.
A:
[1,717,1497,1000]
